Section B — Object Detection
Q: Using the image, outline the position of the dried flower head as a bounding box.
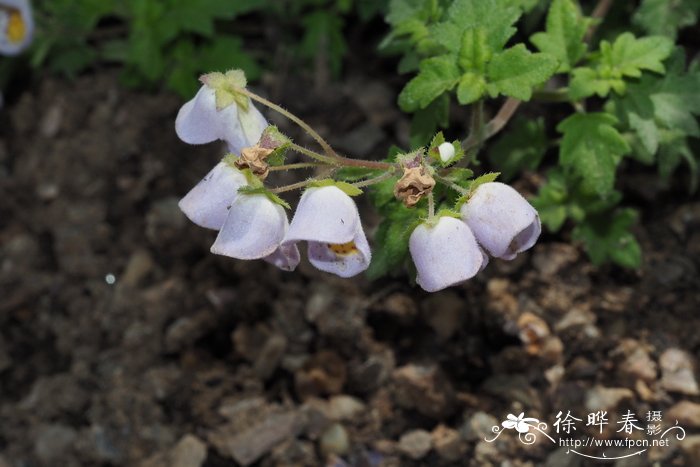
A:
[234,145,273,180]
[393,166,436,207]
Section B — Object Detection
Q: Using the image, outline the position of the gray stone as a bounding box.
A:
[319,423,350,456]
[660,349,700,395]
[398,429,432,460]
[35,424,77,462]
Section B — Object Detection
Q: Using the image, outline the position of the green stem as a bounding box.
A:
[235,87,337,157]
[427,192,436,219]
[290,143,395,171]
[434,174,469,196]
[268,162,327,171]
[532,88,570,102]
[290,143,339,165]
[352,170,397,189]
[270,178,320,194]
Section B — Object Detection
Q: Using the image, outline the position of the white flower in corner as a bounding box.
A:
[460,182,541,260]
[409,216,484,292]
[178,160,248,230]
[210,194,289,261]
[283,186,371,278]
[0,0,33,56]
[175,70,268,155]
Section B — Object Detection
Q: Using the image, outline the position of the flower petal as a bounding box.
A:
[460,182,541,260]
[210,194,288,259]
[502,421,517,430]
[178,161,247,230]
[284,186,360,245]
[409,217,484,292]
[0,0,33,55]
[515,422,530,434]
[175,85,268,154]
[264,244,300,272]
[307,226,371,278]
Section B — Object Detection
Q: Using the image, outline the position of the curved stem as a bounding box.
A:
[586,0,614,42]
[461,98,521,153]
[352,170,397,188]
[290,143,395,171]
[235,87,337,157]
[290,143,339,165]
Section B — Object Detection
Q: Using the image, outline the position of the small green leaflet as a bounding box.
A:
[569,33,674,99]
[530,0,589,72]
[485,45,558,100]
[455,172,500,207]
[557,113,630,196]
[573,209,642,269]
[398,56,460,111]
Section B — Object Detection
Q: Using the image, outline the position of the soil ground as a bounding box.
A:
[1,48,700,467]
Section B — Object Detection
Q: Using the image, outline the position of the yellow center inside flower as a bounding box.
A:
[328,241,358,256]
[6,10,25,43]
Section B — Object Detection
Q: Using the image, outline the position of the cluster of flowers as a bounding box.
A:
[176,72,540,291]
[0,0,32,56]
[176,73,371,277]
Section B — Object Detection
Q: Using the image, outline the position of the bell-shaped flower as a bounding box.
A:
[460,182,541,260]
[0,0,33,56]
[263,243,300,272]
[283,186,371,278]
[210,194,289,260]
[178,161,247,230]
[409,216,484,292]
[175,82,268,155]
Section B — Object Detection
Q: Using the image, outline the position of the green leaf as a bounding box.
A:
[456,172,501,207]
[633,0,700,40]
[399,55,461,111]
[488,116,548,180]
[530,0,589,72]
[456,72,486,105]
[569,66,623,99]
[557,113,630,195]
[485,44,559,100]
[433,0,522,54]
[458,28,492,73]
[600,33,674,78]
[573,209,642,268]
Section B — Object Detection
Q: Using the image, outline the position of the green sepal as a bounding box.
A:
[454,172,501,208]
[222,153,240,168]
[308,179,363,197]
[259,126,292,166]
[201,69,250,111]
[237,185,291,210]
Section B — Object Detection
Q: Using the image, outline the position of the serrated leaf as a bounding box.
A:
[573,209,642,268]
[399,55,461,111]
[457,72,486,104]
[530,0,589,72]
[455,172,501,207]
[485,45,559,100]
[557,113,630,195]
[600,33,673,78]
[633,0,700,40]
[569,66,623,99]
[433,0,522,54]
[488,116,548,180]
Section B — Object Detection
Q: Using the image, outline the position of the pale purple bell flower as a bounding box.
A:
[175,85,268,155]
[178,161,247,230]
[0,0,33,56]
[283,186,371,278]
[210,194,289,260]
[460,182,541,260]
[409,216,484,292]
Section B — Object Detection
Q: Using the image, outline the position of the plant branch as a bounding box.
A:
[352,170,397,188]
[270,178,320,194]
[289,143,338,165]
[235,87,337,157]
[268,162,326,171]
[434,174,469,196]
[585,0,614,42]
[461,97,522,152]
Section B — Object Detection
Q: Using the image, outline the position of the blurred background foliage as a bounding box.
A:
[25,0,387,97]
